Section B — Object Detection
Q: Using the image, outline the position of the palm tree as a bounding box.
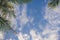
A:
[48,0,60,8]
[0,0,31,32]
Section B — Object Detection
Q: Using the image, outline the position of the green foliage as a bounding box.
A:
[0,0,31,18]
[0,0,31,32]
[0,17,12,32]
[9,0,31,3]
[48,0,60,8]
[0,0,15,18]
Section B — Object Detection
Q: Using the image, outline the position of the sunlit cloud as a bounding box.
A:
[9,17,17,30]
[17,33,30,40]
[17,33,24,40]
[44,5,60,27]
[0,32,4,40]
[15,4,29,31]
[42,23,58,40]
[44,33,58,40]
[8,38,13,40]
[19,4,29,26]
[43,5,60,40]
[1,0,59,40]
[30,29,43,40]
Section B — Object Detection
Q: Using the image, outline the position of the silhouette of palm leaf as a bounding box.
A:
[0,17,12,32]
[48,0,60,8]
[0,0,31,18]
[0,0,31,32]
[9,0,31,3]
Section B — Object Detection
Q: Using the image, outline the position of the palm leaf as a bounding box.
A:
[0,17,17,33]
[0,1,15,18]
[9,0,31,3]
[0,0,32,32]
[0,0,31,18]
[0,17,12,32]
[48,0,60,8]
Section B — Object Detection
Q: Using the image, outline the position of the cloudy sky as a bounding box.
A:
[0,0,60,40]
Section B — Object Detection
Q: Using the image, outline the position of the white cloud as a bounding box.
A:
[42,24,58,40]
[28,17,35,25]
[23,34,30,40]
[8,38,13,40]
[28,17,34,23]
[43,5,60,40]
[29,28,58,40]
[0,32,4,40]
[14,4,20,16]
[30,29,43,40]
[17,33,24,40]
[19,4,29,26]
[44,5,60,26]
[42,23,59,35]
[44,33,58,40]
[16,4,60,40]
[17,33,30,40]
[9,17,17,30]
[10,3,29,31]
[16,4,29,31]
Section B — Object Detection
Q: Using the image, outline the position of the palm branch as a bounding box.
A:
[48,0,60,8]
[0,17,11,32]
[0,0,31,18]
[9,0,31,3]
[0,0,31,32]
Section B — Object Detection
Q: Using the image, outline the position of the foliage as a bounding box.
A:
[0,17,11,32]
[0,0,31,32]
[48,0,60,8]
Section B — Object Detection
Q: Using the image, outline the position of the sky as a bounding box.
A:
[0,0,60,40]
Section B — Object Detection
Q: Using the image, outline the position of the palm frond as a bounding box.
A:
[0,17,12,32]
[0,1,15,18]
[48,0,60,8]
[9,0,31,3]
[0,0,31,18]
[0,0,32,32]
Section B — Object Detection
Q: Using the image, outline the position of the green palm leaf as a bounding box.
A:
[0,0,31,18]
[0,17,12,32]
[0,0,31,32]
[9,0,31,3]
[48,0,60,8]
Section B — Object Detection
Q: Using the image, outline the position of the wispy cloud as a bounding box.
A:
[17,4,29,31]
[44,5,60,26]
[30,29,43,40]
[17,33,30,40]
[17,3,60,40]
[0,32,4,40]
[20,4,28,25]
[4,1,60,40]
[16,4,30,40]
[43,5,60,40]
[17,33,24,40]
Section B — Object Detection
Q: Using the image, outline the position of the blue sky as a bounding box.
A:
[21,0,48,34]
[0,0,60,40]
